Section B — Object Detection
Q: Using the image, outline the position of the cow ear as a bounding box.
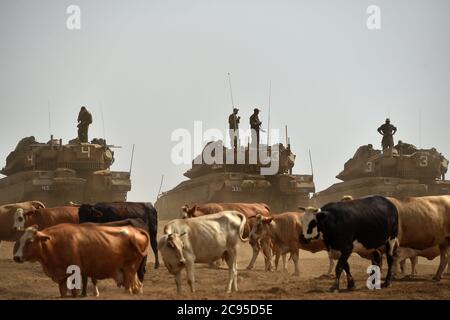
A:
[92,209,103,217]
[298,207,306,211]
[36,231,50,242]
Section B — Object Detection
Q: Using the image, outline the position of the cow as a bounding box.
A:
[249,212,334,276]
[158,211,248,294]
[388,195,450,281]
[181,203,272,271]
[13,223,149,298]
[78,202,159,270]
[0,201,45,244]
[13,207,79,232]
[300,195,399,292]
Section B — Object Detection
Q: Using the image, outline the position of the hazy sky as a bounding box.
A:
[1,0,449,202]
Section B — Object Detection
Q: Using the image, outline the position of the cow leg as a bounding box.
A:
[330,249,351,292]
[383,240,397,288]
[225,249,238,293]
[410,256,418,276]
[327,252,335,276]
[292,251,300,276]
[58,281,68,298]
[81,275,88,297]
[274,247,280,271]
[343,261,355,290]
[137,256,147,282]
[185,261,196,293]
[399,260,406,275]
[92,279,99,297]
[282,253,288,272]
[175,271,182,294]
[246,240,260,270]
[261,238,273,271]
[432,241,450,281]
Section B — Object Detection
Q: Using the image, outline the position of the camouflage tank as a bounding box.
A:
[312,141,450,207]
[0,136,131,207]
[155,140,315,219]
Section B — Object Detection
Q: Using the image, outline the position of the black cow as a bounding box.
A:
[299,195,399,292]
[78,202,159,282]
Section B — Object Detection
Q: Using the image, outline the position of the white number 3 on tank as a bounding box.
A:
[366,5,381,30]
[66,5,81,30]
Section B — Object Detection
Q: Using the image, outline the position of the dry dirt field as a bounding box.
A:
[0,220,449,300]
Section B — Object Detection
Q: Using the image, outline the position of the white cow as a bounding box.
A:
[158,211,248,294]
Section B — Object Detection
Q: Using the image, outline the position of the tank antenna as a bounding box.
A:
[129,144,135,175]
[100,101,106,140]
[266,80,272,146]
[285,125,288,146]
[227,73,237,147]
[157,174,164,199]
[47,99,52,139]
[309,149,314,178]
[419,109,422,148]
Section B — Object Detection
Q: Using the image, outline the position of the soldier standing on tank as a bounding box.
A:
[228,108,240,150]
[440,153,448,180]
[250,108,262,149]
[77,106,92,143]
[377,118,397,150]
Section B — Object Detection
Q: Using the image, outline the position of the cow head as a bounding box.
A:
[13,225,50,263]
[159,232,187,274]
[299,206,322,241]
[13,208,27,231]
[180,204,197,219]
[78,204,104,223]
[249,214,273,241]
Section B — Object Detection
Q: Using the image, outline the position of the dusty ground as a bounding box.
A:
[0,220,449,300]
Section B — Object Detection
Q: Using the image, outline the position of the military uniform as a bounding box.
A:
[77,107,93,143]
[377,120,397,150]
[228,109,240,149]
[250,109,262,148]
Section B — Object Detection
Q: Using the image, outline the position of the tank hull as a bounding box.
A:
[0,169,131,207]
[312,177,450,207]
[155,172,314,219]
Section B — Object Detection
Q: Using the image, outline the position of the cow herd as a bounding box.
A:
[0,195,449,297]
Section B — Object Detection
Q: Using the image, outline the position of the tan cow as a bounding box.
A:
[159,211,248,293]
[181,203,273,271]
[14,223,149,297]
[13,206,79,231]
[249,212,334,276]
[388,195,450,281]
[0,201,45,243]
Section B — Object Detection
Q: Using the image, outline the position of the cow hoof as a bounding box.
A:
[432,276,441,282]
[381,282,391,288]
[329,286,339,293]
[246,265,253,270]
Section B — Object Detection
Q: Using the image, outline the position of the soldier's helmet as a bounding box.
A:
[81,106,86,111]
[254,108,260,113]
[386,118,390,124]
[233,108,239,112]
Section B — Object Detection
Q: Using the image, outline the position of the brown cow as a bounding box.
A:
[13,206,79,232]
[0,201,45,243]
[13,223,149,297]
[181,203,273,270]
[249,212,333,276]
[389,195,450,281]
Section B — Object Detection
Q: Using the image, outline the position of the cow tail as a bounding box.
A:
[238,212,249,242]
[145,203,160,269]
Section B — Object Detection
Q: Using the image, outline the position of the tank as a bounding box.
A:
[155,140,315,219]
[312,141,450,207]
[0,136,131,207]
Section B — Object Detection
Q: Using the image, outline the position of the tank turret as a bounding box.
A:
[155,140,314,219]
[0,136,131,206]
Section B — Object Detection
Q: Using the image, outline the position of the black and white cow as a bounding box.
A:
[300,195,399,292]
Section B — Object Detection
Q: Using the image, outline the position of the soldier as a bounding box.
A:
[228,108,240,149]
[440,153,448,181]
[77,106,93,143]
[250,108,262,148]
[377,118,397,150]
